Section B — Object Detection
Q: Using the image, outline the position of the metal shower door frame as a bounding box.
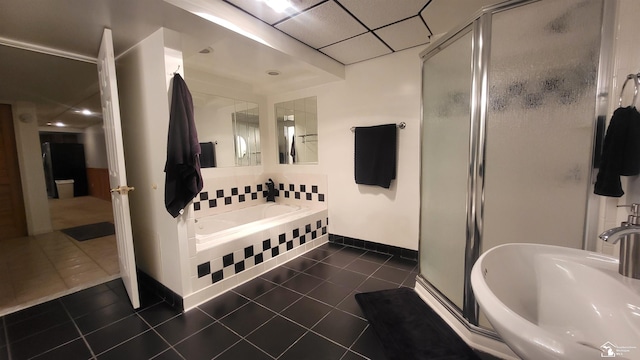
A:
[417,0,616,336]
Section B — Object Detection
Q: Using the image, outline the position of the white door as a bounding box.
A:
[98,28,140,309]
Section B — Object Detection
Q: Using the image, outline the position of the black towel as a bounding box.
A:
[199,142,216,168]
[354,124,397,189]
[164,73,203,217]
[594,106,640,197]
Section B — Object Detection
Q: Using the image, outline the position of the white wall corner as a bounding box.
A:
[12,101,53,235]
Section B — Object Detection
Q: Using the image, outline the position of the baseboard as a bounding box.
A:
[328,233,418,260]
[137,270,184,311]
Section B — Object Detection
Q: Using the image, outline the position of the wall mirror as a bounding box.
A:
[276,96,318,164]
[192,92,261,167]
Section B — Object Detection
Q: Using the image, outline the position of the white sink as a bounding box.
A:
[471,243,640,360]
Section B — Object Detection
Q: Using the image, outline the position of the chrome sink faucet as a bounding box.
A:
[599,203,640,279]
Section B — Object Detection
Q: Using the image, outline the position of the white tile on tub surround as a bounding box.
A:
[244,255,256,268]
[194,248,214,270]
[211,257,223,272]
[188,236,197,258]
[236,263,263,285]
[221,274,239,293]
[192,273,213,292]
[262,256,277,272]
[184,280,224,311]
[233,249,244,263]
[262,246,273,262]
[222,266,235,280]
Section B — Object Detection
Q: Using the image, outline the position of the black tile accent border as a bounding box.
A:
[328,234,418,260]
[193,180,325,212]
[197,262,211,278]
[201,217,328,287]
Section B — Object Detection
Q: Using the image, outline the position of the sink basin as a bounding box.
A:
[471,243,640,360]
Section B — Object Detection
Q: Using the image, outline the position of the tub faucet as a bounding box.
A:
[265,178,276,202]
[598,203,640,279]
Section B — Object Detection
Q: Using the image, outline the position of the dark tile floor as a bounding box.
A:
[0,243,419,360]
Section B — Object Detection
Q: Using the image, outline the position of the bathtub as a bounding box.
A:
[187,201,328,310]
[195,203,314,251]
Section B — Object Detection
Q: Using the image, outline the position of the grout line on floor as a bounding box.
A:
[2,316,12,360]
[137,310,187,360]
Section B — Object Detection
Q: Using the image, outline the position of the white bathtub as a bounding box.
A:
[195,203,311,250]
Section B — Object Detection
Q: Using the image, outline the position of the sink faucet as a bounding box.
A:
[599,204,640,279]
[265,178,276,202]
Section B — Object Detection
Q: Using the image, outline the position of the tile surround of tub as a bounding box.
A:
[186,209,329,309]
[191,173,328,218]
[185,173,329,309]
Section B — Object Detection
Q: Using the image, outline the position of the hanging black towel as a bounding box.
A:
[164,73,203,217]
[199,142,216,168]
[594,106,640,197]
[354,124,397,189]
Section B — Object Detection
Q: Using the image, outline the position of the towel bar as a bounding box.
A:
[350,122,405,132]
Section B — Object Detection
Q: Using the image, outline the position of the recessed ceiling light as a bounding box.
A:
[55,122,66,127]
[75,109,93,116]
[263,0,292,13]
[199,47,213,54]
[267,70,280,76]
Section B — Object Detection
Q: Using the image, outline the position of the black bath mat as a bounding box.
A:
[61,222,115,241]
[355,287,481,360]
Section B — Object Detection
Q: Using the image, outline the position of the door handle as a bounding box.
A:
[110,185,135,195]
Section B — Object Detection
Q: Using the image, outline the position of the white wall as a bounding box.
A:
[12,102,52,235]
[83,124,108,168]
[116,28,191,296]
[268,47,424,251]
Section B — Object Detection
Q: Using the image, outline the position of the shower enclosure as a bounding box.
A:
[418,0,615,337]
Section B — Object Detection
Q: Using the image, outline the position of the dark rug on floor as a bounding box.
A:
[355,287,481,360]
[61,222,115,241]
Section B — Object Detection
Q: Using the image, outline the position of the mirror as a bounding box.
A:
[276,96,318,164]
[192,92,261,167]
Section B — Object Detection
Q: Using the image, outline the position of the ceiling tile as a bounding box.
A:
[375,16,431,51]
[319,32,391,65]
[421,0,502,36]
[275,1,367,49]
[338,0,428,30]
[224,0,325,25]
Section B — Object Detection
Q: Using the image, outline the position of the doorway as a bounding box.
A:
[0,46,120,315]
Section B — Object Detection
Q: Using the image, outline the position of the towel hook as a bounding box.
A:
[618,73,639,107]
[170,65,181,76]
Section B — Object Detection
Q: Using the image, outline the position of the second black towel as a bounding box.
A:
[354,124,397,189]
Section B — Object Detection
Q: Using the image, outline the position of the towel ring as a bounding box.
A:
[618,73,639,107]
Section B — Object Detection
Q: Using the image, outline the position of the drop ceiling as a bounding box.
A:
[223,0,504,64]
[0,0,504,129]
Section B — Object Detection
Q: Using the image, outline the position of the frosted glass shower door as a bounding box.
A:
[481,0,604,253]
[419,28,473,309]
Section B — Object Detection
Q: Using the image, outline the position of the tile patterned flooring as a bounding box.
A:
[0,197,118,316]
[0,242,419,360]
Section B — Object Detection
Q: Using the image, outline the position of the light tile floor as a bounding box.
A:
[0,196,118,316]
